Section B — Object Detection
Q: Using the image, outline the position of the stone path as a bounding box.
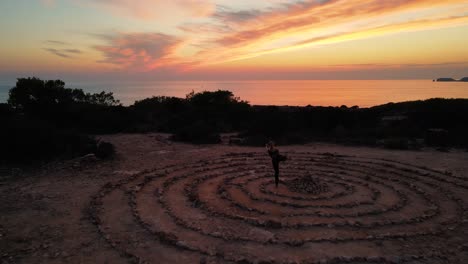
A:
[86,152,468,263]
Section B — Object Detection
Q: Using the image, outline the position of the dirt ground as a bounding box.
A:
[1,133,468,264]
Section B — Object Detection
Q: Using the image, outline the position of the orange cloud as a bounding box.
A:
[90,0,468,72]
[185,0,468,66]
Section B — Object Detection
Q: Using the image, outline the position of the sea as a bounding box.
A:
[1,79,468,107]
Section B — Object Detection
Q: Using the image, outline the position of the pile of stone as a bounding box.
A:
[285,176,328,194]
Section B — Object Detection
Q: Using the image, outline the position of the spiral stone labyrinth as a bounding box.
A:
[88,152,468,263]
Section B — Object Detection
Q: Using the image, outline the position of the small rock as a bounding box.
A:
[389,256,402,263]
[367,256,381,262]
[176,241,188,248]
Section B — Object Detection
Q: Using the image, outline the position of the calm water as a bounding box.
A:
[1,80,468,107]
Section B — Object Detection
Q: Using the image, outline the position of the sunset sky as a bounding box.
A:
[1,0,468,80]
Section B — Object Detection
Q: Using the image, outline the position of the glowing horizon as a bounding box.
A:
[0,0,467,80]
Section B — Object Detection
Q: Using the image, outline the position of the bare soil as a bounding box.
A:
[1,133,468,264]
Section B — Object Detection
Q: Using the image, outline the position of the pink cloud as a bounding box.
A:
[94,33,183,71]
[87,0,214,20]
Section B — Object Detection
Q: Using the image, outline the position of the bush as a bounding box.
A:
[425,128,450,147]
[237,134,269,146]
[95,141,115,159]
[381,138,409,150]
[8,77,120,111]
[0,117,98,164]
[171,121,221,144]
[0,103,12,117]
[5,77,468,154]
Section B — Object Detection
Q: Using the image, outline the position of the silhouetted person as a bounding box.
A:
[266,141,287,187]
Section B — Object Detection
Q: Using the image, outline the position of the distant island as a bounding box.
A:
[433,77,468,82]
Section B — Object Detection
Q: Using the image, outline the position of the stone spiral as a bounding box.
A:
[87,152,468,263]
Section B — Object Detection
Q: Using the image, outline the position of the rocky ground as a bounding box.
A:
[1,133,468,264]
[285,176,329,194]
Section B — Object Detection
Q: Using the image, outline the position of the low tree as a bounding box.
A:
[8,77,120,111]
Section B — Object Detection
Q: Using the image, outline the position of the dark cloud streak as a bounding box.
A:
[45,40,69,45]
[44,48,71,58]
[44,48,83,58]
[64,49,82,54]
